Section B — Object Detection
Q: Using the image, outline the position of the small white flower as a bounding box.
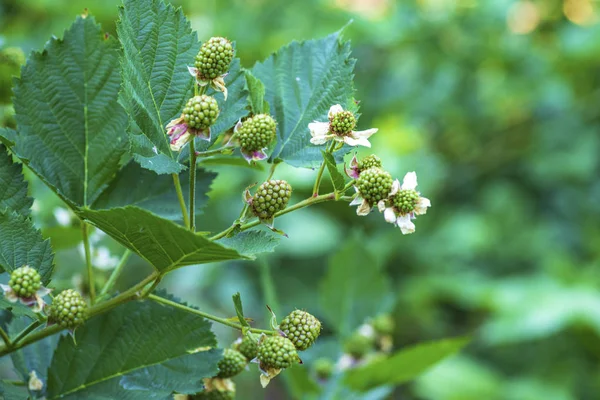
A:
[309,105,377,148]
[28,370,43,391]
[379,172,431,235]
[188,66,229,101]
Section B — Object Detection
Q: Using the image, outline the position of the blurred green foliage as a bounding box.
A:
[2,0,600,398]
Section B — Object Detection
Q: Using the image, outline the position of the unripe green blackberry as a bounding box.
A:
[257,335,298,370]
[358,155,382,171]
[392,188,420,214]
[343,333,374,359]
[279,310,321,351]
[313,358,334,380]
[8,266,41,298]
[238,114,276,152]
[47,289,87,329]
[216,349,247,378]
[235,335,259,361]
[356,167,393,205]
[183,95,219,130]
[251,180,292,220]
[372,314,395,336]
[191,390,235,400]
[329,110,356,136]
[194,37,234,80]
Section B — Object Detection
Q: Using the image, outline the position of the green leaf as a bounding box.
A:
[319,236,392,336]
[232,292,250,328]
[0,296,37,318]
[46,299,221,399]
[0,382,29,400]
[0,211,54,284]
[286,364,321,398]
[244,69,268,115]
[217,230,281,257]
[322,151,346,195]
[118,0,199,175]
[344,336,471,391]
[0,127,16,148]
[12,16,128,206]
[0,145,32,215]
[9,316,59,396]
[252,30,355,167]
[77,206,249,273]
[198,156,265,170]
[92,161,215,223]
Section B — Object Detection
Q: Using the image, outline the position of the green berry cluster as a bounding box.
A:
[329,110,356,136]
[191,390,235,400]
[393,189,419,214]
[216,349,247,378]
[251,180,292,220]
[257,335,298,370]
[235,335,259,361]
[238,114,276,152]
[194,37,234,80]
[356,167,393,205]
[8,266,41,298]
[371,314,395,336]
[358,154,382,171]
[313,358,334,380]
[46,289,87,329]
[343,332,374,359]
[279,310,321,351]
[183,95,219,130]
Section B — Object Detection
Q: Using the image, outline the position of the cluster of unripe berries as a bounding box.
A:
[237,114,277,153]
[356,167,393,206]
[251,180,292,221]
[7,266,87,329]
[194,37,234,81]
[182,95,219,131]
[192,310,321,398]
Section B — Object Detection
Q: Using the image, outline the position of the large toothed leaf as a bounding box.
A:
[118,0,199,174]
[344,337,470,391]
[252,30,356,167]
[0,211,54,284]
[0,145,32,215]
[12,16,128,207]
[0,127,16,148]
[46,299,221,399]
[92,161,215,223]
[77,206,249,273]
[217,230,281,256]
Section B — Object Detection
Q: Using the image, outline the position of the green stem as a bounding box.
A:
[266,162,279,181]
[172,173,190,228]
[210,192,336,240]
[195,145,233,158]
[99,250,132,299]
[189,139,197,232]
[81,222,96,304]
[147,294,275,335]
[312,141,336,196]
[2,380,26,386]
[0,272,159,358]
[0,327,10,347]
[11,320,42,346]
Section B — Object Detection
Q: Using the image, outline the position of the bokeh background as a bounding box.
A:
[2,0,600,399]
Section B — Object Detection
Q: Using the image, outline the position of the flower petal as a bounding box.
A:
[397,214,416,234]
[193,127,211,141]
[234,119,243,134]
[328,104,344,118]
[187,66,199,78]
[384,207,397,223]
[310,134,335,145]
[349,194,364,206]
[241,148,268,163]
[212,76,228,101]
[356,199,372,216]
[309,121,329,138]
[169,131,192,152]
[352,128,378,139]
[389,179,400,196]
[401,172,418,191]
[344,136,371,147]
[377,200,386,212]
[414,197,431,215]
[37,286,52,297]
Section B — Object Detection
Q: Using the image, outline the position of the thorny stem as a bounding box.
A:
[147,294,276,335]
[98,249,132,299]
[0,272,159,358]
[312,141,336,196]
[189,139,197,232]
[81,221,96,304]
[209,192,340,241]
[172,173,190,228]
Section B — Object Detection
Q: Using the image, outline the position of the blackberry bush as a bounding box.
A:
[194,37,234,80]
[46,289,87,329]
[251,180,292,221]
[235,335,259,361]
[356,167,393,205]
[257,335,298,370]
[237,114,276,153]
[183,95,219,131]
[216,348,247,378]
[8,266,41,298]
[329,110,356,136]
[279,310,321,351]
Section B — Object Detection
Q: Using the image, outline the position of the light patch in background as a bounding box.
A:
[563,0,598,26]
[507,1,540,35]
[334,0,392,20]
